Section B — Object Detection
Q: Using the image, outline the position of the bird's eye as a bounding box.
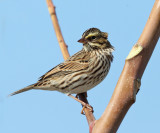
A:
[91,36,96,39]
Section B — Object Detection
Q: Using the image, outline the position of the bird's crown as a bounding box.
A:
[78,28,113,51]
[82,28,108,39]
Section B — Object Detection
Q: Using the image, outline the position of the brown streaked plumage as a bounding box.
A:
[9,28,114,109]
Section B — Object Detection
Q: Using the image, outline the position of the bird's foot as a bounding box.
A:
[81,104,94,115]
[67,94,93,114]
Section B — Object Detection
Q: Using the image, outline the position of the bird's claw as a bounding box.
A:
[81,104,94,115]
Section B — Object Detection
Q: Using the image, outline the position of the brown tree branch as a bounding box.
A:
[92,0,160,133]
[46,0,95,129]
[46,0,70,60]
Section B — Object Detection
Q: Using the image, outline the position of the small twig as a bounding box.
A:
[77,93,95,125]
[46,0,95,129]
[46,0,69,60]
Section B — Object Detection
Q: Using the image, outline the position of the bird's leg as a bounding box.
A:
[76,92,93,114]
[67,94,93,114]
[81,106,86,114]
[84,92,88,97]
[75,92,87,98]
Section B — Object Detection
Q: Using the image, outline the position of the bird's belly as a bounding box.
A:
[70,71,108,94]
[56,55,110,94]
[59,64,109,94]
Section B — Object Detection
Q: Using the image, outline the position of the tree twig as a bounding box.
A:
[46,0,69,60]
[46,0,95,130]
[92,0,160,132]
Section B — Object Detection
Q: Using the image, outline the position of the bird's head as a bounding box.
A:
[78,28,114,51]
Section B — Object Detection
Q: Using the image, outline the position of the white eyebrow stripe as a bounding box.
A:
[85,32,99,38]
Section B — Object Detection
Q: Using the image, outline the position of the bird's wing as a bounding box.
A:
[39,61,89,81]
[66,49,90,62]
[39,50,90,81]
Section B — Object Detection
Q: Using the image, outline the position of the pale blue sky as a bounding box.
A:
[0,0,160,133]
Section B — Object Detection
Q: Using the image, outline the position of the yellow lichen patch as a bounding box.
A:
[126,43,143,60]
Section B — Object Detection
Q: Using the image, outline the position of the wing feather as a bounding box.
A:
[39,50,90,81]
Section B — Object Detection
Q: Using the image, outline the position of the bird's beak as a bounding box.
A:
[78,38,87,43]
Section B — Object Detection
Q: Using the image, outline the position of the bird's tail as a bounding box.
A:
[9,84,34,97]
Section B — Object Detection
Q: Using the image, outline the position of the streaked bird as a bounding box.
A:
[10,28,114,111]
